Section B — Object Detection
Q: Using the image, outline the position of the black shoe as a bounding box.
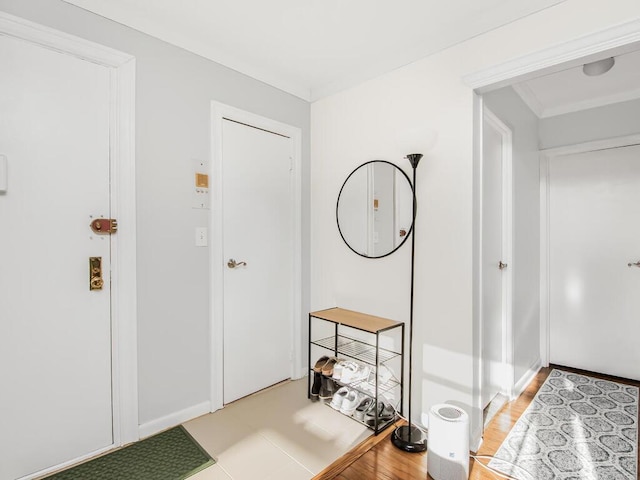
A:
[311,356,330,401]
[310,371,322,401]
[319,375,335,400]
[364,402,395,426]
[353,396,374,421]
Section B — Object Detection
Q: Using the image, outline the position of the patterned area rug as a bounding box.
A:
[45,426,214,480]
[489,369,638,480]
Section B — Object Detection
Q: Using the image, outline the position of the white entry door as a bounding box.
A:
[222,119,293,403]
[481,109,512,407]
[549,144,640,380]
[0,35,113,479]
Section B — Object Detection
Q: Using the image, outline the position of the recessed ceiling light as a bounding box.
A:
[582,57,615,76]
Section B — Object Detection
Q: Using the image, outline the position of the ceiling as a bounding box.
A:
[512,46,640,118]
[62,0,566,101]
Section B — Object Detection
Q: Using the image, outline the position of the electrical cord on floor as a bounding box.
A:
[470,455,535,480]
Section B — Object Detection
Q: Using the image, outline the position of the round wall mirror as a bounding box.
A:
[336,160,414,258]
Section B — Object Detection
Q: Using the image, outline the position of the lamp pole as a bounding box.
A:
[391,153,427,452]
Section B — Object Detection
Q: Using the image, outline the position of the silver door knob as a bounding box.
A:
[628,261,640,268]
[227,258,247,269]
[498,261,508,270]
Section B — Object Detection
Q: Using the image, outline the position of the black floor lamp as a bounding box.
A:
[391,151,427,453]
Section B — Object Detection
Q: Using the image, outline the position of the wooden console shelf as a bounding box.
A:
[308,307,405,434]
[309,307,403,334]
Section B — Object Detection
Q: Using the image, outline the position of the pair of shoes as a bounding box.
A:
[364,401,395,427]
[342,364,370,384]
[320,357,338,399]
[358,366,397,397]
[329,386,349,410]
[310,356,338,401]
[332,360,357,381]
[310,356,329,401]
[332,360,370,385]
[353,396,375,422]
[329,387,363,416]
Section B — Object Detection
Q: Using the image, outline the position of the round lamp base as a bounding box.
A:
[391,425,427,453]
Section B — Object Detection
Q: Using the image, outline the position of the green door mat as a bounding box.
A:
[46,426,215,480]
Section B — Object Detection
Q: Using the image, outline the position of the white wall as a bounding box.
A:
[540,98,640,149]
[483,87,541,384]
[0,0,310,430]
[311,0,640,446]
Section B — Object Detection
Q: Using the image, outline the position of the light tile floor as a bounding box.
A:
[183,379,371,480]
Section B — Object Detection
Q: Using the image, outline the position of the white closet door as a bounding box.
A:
[550,144,640,380]
[481,116,506,406]
[222,119,293,403]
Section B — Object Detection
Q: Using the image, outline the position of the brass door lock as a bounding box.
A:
[90,218,118,234]
[89,257,103,290]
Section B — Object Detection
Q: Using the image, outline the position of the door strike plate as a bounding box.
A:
[90,218,118,234]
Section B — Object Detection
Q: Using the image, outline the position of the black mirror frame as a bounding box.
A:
[336,160,415,259]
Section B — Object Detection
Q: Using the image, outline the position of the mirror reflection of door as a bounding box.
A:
[337,160,413,258]
[373,162,398,255]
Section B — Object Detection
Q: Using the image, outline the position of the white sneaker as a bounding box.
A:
[332,360,358,381]
[329,387,349,410]
[341,363,370,384]
[332,361,344,380]
[339,390,361,416]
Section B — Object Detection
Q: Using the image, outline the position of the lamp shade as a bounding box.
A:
[395,124,437,156]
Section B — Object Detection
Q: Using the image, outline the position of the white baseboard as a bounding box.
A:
[513,359,542,399]
[17,444,116,480]
[297,366,309,380]
[138,401,211,439]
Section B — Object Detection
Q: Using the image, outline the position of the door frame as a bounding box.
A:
[479,106,514,405]
[210,102,302,411]
[0,11,138,469]
[466,16,640,449]
[539,133,640,367]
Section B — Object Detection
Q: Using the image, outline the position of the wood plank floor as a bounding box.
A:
[313,365,640,480]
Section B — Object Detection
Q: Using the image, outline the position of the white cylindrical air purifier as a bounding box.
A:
[427,404,470,480]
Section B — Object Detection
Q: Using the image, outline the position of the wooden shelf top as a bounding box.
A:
[310,307,402,333]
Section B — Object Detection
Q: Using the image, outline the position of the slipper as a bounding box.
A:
[321,357,338,377]
[313,355,330,373]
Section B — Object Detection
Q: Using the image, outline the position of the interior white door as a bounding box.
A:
[481,114,505,407]
[222,119,293,403]
[549,144,640,380]
[0,35,113,479]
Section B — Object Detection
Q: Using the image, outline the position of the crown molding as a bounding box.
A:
[463,18,640,91]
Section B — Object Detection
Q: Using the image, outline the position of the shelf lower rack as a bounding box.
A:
[321,400,397,433]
